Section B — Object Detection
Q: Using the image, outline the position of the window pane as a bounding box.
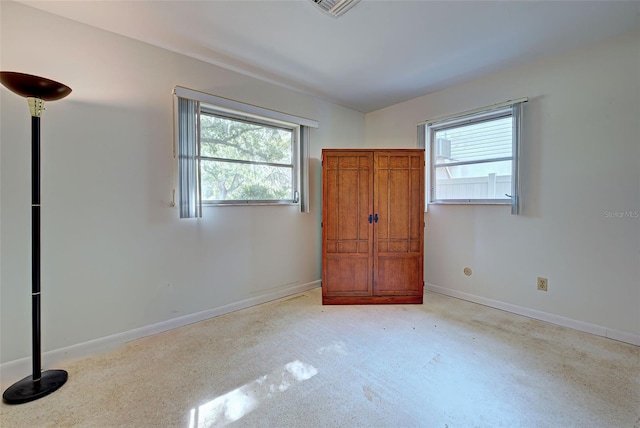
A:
[435,116,512,165]
[200,113,293,164]
[201,159,293,201]
[434,160,512,200]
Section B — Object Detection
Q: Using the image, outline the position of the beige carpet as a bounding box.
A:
[1,288,639,427]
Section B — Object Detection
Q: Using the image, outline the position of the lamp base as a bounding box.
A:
[2,369,67,404]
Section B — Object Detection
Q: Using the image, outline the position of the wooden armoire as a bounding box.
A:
[321,149,425,304]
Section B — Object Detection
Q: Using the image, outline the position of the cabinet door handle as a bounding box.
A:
[368,214,373,224]
[374,213,379,223]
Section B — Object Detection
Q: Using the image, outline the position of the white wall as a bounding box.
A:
[365,30,640,340]
[0,1,365,370]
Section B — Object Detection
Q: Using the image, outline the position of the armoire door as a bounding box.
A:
[322,151,374,298]
[373,151,424,297]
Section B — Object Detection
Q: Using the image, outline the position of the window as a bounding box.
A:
[200,109,297,204]
[419,99,526,214]
[174,86,317,217]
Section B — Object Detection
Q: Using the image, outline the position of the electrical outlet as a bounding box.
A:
[537,277,548,291]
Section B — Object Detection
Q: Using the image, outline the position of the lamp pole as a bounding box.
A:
[1,71,72,404]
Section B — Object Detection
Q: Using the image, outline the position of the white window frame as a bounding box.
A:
[419,98,526,215]
[173,86,318,216]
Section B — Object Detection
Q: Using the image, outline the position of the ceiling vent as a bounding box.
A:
[312,0,361,17]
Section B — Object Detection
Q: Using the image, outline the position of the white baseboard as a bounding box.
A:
[0,280,321,388]
[425,283,640,347]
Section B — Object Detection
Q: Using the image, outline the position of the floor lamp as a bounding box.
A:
[1,72,72,404]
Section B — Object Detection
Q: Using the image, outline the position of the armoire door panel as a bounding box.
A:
[337,168,359,240]
[375,256,422,295]
[324,153,372,253]
[324,256,371,295]
[387,240,409,252]
[374,151,423,253]
[388,168,410,239]
[410,167,422,240]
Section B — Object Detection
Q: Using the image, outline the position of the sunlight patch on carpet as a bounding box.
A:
[188,360,318,427]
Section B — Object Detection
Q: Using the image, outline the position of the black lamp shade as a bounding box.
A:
[0,72,71,101]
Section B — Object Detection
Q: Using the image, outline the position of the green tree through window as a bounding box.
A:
[200,112,295,202]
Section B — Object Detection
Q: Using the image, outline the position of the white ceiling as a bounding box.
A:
[17,0,640,113]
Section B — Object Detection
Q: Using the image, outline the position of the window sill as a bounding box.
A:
[429,199,511,205]
[202,201,299,207]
